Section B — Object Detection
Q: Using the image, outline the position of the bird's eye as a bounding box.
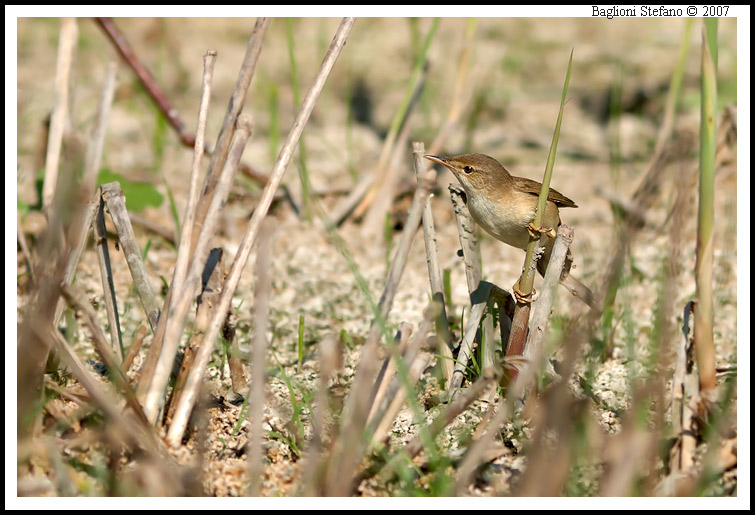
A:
[463,166,474,174]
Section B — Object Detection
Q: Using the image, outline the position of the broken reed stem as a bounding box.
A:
[524,225,573,362]
[325,165,435,495]
[166,18,356,442]
[448,183,503,393]
[95,17,269,185]
[101,182,161,331]
[42,17,77,211]
[412,142,453,385]
[94,194,124,359]
[190,17,270,250]
[248,221,275,496]
[142,115,254,425]
[164,249,225,424]
[448,184,482,294]
[175,50,217,294]
[448,281,493,394]
[137,50,218,398]
[138,50,217,398]
[669,301,696,473]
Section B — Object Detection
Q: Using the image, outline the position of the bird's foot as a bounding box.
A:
[528,222,556,239]
[513,279,536,305]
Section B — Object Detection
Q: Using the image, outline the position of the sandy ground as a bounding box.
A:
[16,17,737,497]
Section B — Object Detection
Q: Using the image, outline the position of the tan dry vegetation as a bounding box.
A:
[16,17,737,497]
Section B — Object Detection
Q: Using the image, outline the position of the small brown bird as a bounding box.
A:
[424,153,596,309]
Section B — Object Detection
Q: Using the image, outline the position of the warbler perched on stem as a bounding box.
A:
[424,153,597,310]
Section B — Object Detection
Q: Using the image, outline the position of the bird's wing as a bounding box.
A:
[512,176,578,208]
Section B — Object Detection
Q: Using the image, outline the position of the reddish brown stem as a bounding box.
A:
[94,17,268,185]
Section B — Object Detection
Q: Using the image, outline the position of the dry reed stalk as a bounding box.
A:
[95,17,269,185]
[36,324,166,458]
[50,56,118,327]
[453,233,572,494]
[101,182,161,330]
[125,211,176,244]
[82,62,117,195]
[17,214,36,285]
[122,324,149,375]
[448,184,502,376]
[378,366,501,484]
[94,193,124,358]
[448,184,481,296]
[425,18,478,157]
[324,161,434,495]
[136,50,217,398]
[323,171,375,228]
[367,322,414,422]
[370,353,433,450]
[447,281,492,394]
[41,18,77,211]
[164,248,225,424]
[524,225,573,362]
[412,142,454,385]
[360,65,426,236]
[60,284,151,428]
[52,199,98,327]
[367,305,438,449]
[679,307,700,473]
[298,334,344,496]
[448,183,504,386]
[166,18,356,443]
[173,50,217,293]
[190,18,270,247]
[142,115,254,424]
[248,221,275,495]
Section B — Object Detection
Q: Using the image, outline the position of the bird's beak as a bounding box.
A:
[424,155,454,172]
